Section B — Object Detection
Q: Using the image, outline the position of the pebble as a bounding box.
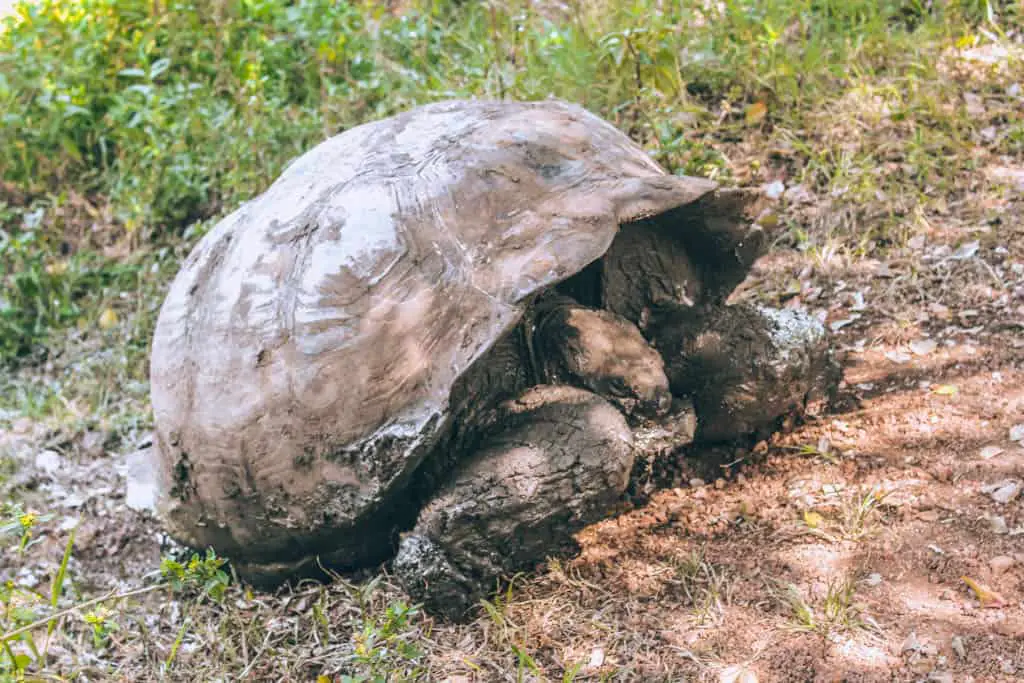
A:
[689,478,706,488]
[1010,424,1024,442]
[990,515,1009,535]
[990,555,1016,575]
[34,450,62,476]
[979,445,1004,460]
[989,480,1021,504]
[951,636,966,660]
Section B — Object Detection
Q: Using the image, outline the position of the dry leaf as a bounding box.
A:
[803,510,824,528]
[745,101,768,125]
[961,576,1007,608]
[98,308,119,330]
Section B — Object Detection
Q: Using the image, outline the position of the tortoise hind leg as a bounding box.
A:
[392,385,634,621]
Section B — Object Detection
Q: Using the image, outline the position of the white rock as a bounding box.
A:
[901,631,922,653]
[117,448,160,514]
[989,481,1021,504]
[980,445,1004,460]
[763,180,785,200]
[1009,424,1024,442]
[990,555,1016,575]
[951,241,980,260]
[910,339,938,356]
[34,450,63,476]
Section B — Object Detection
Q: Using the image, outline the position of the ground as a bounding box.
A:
[2,2,1024,682]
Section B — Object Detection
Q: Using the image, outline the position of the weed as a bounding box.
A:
[839,487,889,542]
[778,575,881,639]
[670,549,733,625]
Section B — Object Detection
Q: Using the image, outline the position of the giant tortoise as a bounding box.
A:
[150,99,838,619]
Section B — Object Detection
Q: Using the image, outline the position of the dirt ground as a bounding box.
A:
[3,180,1023,682]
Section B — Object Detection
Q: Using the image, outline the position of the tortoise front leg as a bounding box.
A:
[392,385,634,621]
[646,302,842,443]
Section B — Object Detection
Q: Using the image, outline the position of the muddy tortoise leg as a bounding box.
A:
[646,302,842,443]
[392,385,634,621]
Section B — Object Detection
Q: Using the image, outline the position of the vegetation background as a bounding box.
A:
[1,1,1022,681]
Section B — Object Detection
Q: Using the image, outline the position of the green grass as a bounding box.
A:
[2,0,1020,369]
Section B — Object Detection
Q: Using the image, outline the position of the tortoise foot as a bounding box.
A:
[393,384,634,621]
[648,303,842,443]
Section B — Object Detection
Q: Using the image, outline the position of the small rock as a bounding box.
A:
[587,647,605,670]
[864,573,883,587]
[988,480,1021,504]
[951,636,966,660]
[1001,659,1016,675]
[951,241,980,260]
[910,339,938,356]
[991,516,1009,535]
[763,180,785,200]
[783,184,814,205]
[963,92,986,116]
[990,556,1015,575]
[34,450,62,476]
[886,350,912,364]
[989,167,1024,192]
[980,445,1004,460]
[16,567,40,589]
[714,478,726,490]
[689,478,706,488]
[1010,424,1024,442]
[120,448,159,514]
[928,672,953,683]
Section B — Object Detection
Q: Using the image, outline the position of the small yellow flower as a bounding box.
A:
[19,512,36,530]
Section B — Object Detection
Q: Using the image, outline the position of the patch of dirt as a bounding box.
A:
[4,197,1023,680]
